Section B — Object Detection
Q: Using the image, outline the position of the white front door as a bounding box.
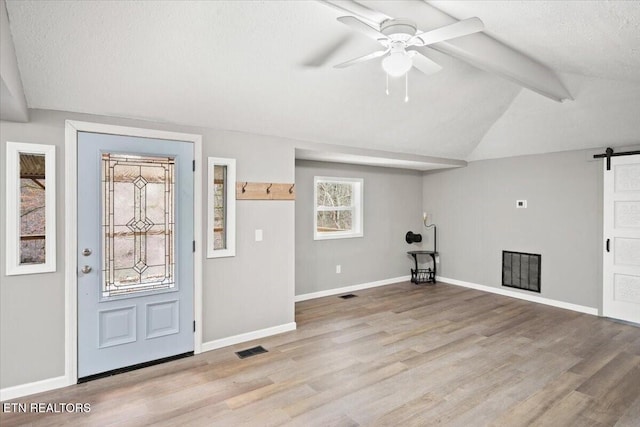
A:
[603,154,640,324]
[77,131,194,379]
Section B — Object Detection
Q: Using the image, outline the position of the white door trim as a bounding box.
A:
[64,120,203,386]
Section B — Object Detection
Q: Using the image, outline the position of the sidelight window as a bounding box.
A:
[207,157,236,258]
[5,142,56,275]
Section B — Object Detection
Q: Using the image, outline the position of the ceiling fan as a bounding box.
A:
[334,16,484,78]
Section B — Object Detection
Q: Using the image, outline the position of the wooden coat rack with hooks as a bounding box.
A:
[236,182,295,200]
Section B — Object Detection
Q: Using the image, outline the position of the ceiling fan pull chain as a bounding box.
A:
[404,72,409,103]
[386,73,390,95]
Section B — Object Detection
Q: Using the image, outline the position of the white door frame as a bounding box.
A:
[64,120,203,385]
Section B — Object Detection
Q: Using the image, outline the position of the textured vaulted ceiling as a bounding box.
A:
[4,0,640,161]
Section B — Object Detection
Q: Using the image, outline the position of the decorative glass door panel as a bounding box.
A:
[102,153,175,297]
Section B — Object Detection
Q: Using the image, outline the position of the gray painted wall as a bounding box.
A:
[1,111,67,388]
[2,109,629,391]
[0,109,295,388]
[422,149,603,309]
[295,160,423,296]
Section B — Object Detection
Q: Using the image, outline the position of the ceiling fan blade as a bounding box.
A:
[334,50,389,69]
[302,34,354,67]
[409,51,443,75]
[337,16,389,42]
[410,17,484,47]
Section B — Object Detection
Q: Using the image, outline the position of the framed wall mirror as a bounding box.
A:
[5,142,56,275]
[207,157,236,258]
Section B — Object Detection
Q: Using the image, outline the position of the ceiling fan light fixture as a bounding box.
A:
[382,51,412,77]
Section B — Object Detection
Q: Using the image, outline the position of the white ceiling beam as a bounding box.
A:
[295,141,467,171]
[1,0,28,122]
[428,30,574,103]
[320,0,573,102]
[320,0,388,28]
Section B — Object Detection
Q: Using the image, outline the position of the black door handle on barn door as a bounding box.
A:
[606,238,610,252]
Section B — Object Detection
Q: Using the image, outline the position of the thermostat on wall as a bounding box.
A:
[516,200,527,208]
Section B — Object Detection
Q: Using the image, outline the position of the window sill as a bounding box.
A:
[207,249,236,258]
[314,232,363,241]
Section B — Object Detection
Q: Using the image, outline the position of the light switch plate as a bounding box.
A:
[255,229,263,242]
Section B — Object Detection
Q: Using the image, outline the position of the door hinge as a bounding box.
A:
[193,240,196,252]
[193,320,196,332]
[193,160,196,172]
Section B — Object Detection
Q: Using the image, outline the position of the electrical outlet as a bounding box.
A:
[336,265,341,274]
[516,200,527,208]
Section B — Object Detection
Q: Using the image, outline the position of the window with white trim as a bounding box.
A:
[207,157,236,258]
[5,142,56,275]
[314,176,363,240]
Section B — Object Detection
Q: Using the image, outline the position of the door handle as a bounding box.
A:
[81,265,92,274]
[606,238,610,253]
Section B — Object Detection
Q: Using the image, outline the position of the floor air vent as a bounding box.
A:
[502,251,541,293]
[235,346,268,359]
[339,294,357,299]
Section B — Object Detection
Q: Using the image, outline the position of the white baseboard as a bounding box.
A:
[437,276,599,316]
[3,322,297,400]
[2,322,298,400]
[0,375,70,402]
[295,275,411,302]
[201,322,297,353]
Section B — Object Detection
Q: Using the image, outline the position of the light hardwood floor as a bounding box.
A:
[2,282,639,426]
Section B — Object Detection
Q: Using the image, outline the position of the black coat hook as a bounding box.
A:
[242,182,248,193]
[266,183,272,194]
[289,184,295,194]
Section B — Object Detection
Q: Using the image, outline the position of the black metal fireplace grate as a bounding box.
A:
[502,251,541,293]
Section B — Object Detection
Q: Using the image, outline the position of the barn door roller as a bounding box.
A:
[593,147,640,171]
